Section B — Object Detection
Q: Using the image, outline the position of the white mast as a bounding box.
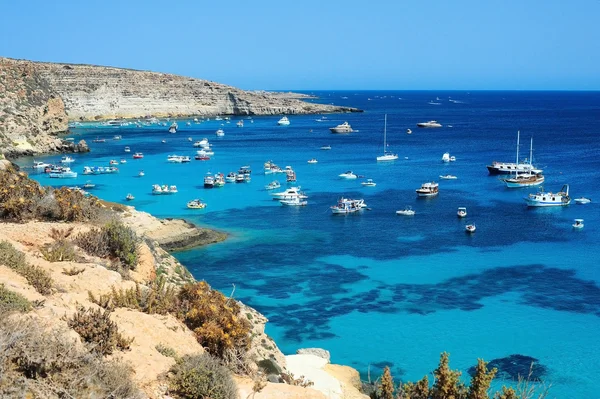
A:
[529,136,533,168]
[383,114,387,154]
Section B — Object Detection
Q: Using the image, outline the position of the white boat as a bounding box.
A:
[465,224,476,233]
[109,159,118,165]
[236,120,244,127]
[138,170,145,177]
[152,184,178,195]
[574,197,591,204]
[125,193,134,201]
[439,175,457,180]
[416,182,439,197]
[264,161,284,174]
[361,179,376,187]
[277,116,290,126]
[83,181,95,189]
[33,161,51,169]
[204,173,215,188]
[225,172,236,183]
[60,156,75,164]
[376,115,398,161]
[215,129,225,137]
[572,219,584,229]
[285,168,297,183]
[187,199,207,209]
[124,146,131,153]
[133,152,144,159]
[487,131,542,175]
[396,206,415,216]
[120,159,127,164]
[167,155,187,163]
[197,148,214,156]
[168,122,178,133]
[271,187,307,201]
[49,167,77,178]
[280,197,307,206]
[417,120,442,128]
[307,158,318,164]
[331,198,366,214]
[265,181,281,190]
[329,121,353,134]
[450,156,456,162]
[457,207,467,218]
[442,152,451,163]
[339,171,358,179]
[113,135,122,140]
[194,138,210,147]
[320,145,332,150]
[406,128,412,134]
[525,184,571,207]
[502,137,544,188]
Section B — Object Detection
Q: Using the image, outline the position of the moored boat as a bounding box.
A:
[49,167,77,178]
[457,207,467,218]
[280,197,307,206]
[307,158,318,164]
[168,122,178,133]
[442,152,450,163]
[574,197,591,204]
[361,179,376,187]
[215,129,225,137]
[125,193,134,201]
[465,224,476,233]
[417,120,442,128]
[439,175,457,180]
[396,206,415,216]
[330,198,366,214]
[339,171,358,179]
[376,115,398,161]
[124,146,131,153]
[187,199,207,209]
[265,181,281,190]
[277,116,290,126]
[329,121,353,134]
[572,219,584,229]
[524,184,570,207]
[416,182,439,197]
[133,152,144,159]
[203,173,215,188]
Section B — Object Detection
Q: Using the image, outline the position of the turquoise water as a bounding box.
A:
[17,91,600,398]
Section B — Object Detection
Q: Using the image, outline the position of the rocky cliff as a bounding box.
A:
[0,57,359,156]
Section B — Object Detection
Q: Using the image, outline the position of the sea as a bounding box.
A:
[16,91,600,398]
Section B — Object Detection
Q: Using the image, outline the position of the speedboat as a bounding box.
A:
[92,137,106,143]
[574,197,591,204]
[439,175,457,180]
[213,173,226,187]
[442,153,451,163]
[120,159,127,164]
[329,121,353,134]
[125,193,134,201]
[194,138,210,147]
[161,140,167,144]
[188,137,193,142]
[416,120,442,128]
[138,170,145,177]
[280,197,307,206]
[83,181,95,189]
[320,145,332,150]
[60,156,75,164]
[236,120,244,127]
[265,181,281,190]
[465,224,476,233]
[339,171,358,179]
[307,158,318,164]
[215,129,225,137]
[361,179,376,187]
[524,184,570,207]
[457,207,467,218]
[225,172,237,183]
[124,146,131,153]
[113,135,122,140]
[204,173,215,188]
[572,219,584,229]
[168,122,178,133]
[416,182,439,197]
[187,199,207,209]
[33,161,51,169]
[133,152,144,159]
[396,206,415,216]
[286,169,297,183]
[277,116,290,126]
[406,129,412,134]
[49,167,77,178]
[195,153,210,161]
[271,187,308,201]
[109,160,118,165]
[331,198,366,214]
[450,156,456,162]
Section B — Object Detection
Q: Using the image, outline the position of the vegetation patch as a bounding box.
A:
[0,283,32,315]
[0,240,53,295]
[74,221,139,270]
[169,353,238,399]
[155,343,178,358]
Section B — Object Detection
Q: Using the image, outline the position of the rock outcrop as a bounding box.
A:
[0,57,360,156]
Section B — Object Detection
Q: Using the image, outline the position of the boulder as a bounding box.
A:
[297,348,331,363]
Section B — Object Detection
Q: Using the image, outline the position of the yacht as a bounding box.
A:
[109,159,119,165]
[125,193,135,201]
[439,175,457,180]
[277,116,290,126]
[442,152,451,163]
[487,131,542,175]
[376,115,398,161]
[49,167,77,178]
[167,155,187,163]
[525,184,571,207]
[187,199,207,209]
[339,171,358,179]
[33,161,51,170]
[280,197,308,206]
[329,121,353,134]
[194,138,209,147]
[265,181,281,190]
[465,224,476,233]
[361,179,376,187]
[331,198,366,214]
[396,206,415,216]
[204,173,215,188]
[215,129,225,137]
[457,207,467,218]
[574,197,591,204]
[195,152,210,161]
[168,122,178,133]
[60,156,75,164]
[113,135,122,140]
[92,137,106,143]
[416,182,439,197]
[286,168,297,183]
[271,187,308,201]
[417,120,442,128]
[120,159,127,164]
[572,219,584,229]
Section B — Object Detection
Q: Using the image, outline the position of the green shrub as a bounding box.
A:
[62,266,85,276]
[156,343,178,358]
[40,239,76,262]
[0,240,53,295]
[74,221,139,270]
[169,353,238,399]
[0,283,32,315]
[67,306,133,356]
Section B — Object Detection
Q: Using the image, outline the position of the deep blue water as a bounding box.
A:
[17,91,600,398]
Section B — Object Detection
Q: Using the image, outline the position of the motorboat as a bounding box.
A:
[277,116,290,126]
[339,171,358,179]
[572,219,584,229]
[33,161,51,169]
[152,184,178,195]
[162,140,167,144]
[109,159,119,165]
[213,173,226,187]
[439,175,457,180]
[168,155,190,163]
[574,197,591,204]
[215,129,225,137]
[280,197,307,206]
[465,224,476,233]
[320,145,332,150]
[329,121,353,134]
[195,153,210,161]
[376,114,398,161]
[406,128,412,134]
[238,166,252,183]
[194,138,209,147]
[92,137,106,143]
[236,120,244,127]
[307,158,318,164]
[457,207,467,218]
[264,161,284,174]
[187,199,207,209]
[204,173,215,188]
[83,181,95,189]
[271,187,308,201]
[168,122,178,133]
[133,152,144,159]
[125,193,134,201]
[286,169,297,183]
[120,159,127,164]
[49,167,77,178]
[416,120,442,128]
[82,166,118,175]
[396,206,415,216]
[188,137,193,142]
[265,181,281,190]
[442,152,451,163]
[225,172,237,183]
[450,156,456,162]
[361,179,376,187]
[124,146,131,153]
[138,170,145,177]
[487,131,542,175]
[331,198,366,214]
[316,116,328,122]
[60,156,75,164]
[525,184,570,207]
[113,135,122,140]
[416,182,439,197]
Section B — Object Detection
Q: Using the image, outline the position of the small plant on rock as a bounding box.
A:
[169,353,238,399]
[67,306,133,356]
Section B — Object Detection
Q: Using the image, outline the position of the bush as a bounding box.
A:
[156,343,178,358]
[178,281,251,359]
[67,306,133,356]
[0,283,32,315]
[40,239,76,262]
[0,240,53,295]
[74,221,139,270]
[169,353,238,399]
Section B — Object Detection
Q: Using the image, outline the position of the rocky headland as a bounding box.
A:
[0,57,360,157]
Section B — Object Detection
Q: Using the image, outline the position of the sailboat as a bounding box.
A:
[376,114,398,161]
[502,133,544,188]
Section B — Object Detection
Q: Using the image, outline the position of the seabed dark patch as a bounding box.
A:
[468,354,548,381]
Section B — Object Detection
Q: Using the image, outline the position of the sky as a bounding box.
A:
[1,0,599,90]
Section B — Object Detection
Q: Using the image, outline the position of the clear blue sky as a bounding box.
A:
[1,0,598,90]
